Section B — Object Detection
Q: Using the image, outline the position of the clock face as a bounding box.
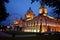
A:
[39,7,47,14]
[39,8,43,14]
[44,8,47,13]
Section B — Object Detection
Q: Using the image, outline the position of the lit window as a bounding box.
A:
[35,21,38,26]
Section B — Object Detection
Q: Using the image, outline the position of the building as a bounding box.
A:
[13,3,60,33]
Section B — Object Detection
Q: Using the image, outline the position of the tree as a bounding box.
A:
[0,0,9,22]
[31,0,60,18]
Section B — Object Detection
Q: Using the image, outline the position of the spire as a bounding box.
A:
[39,0,45,7]
[29,7,31,10]
[28,7,33,12]
[41,2,45,7]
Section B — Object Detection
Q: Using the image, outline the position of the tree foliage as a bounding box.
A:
[0,0,9,22]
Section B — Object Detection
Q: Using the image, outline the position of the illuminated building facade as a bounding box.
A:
[14,3,60,33]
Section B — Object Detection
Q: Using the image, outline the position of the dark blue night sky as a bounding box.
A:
[1,0,55,26]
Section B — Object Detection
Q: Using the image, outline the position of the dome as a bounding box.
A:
[25,7,35,21]
[14,19,19,25]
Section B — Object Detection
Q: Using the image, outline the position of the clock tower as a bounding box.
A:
[39,1,47,16]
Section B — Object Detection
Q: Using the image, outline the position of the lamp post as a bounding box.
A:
[40,19,42,33]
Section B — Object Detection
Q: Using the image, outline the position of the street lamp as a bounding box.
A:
[40,19,42,33]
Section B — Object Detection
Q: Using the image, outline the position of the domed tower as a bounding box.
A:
[39,1,47,16]
[14,18,19,25]
[19,18,24,27]
[25,7,35,21]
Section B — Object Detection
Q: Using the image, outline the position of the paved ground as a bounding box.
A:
[16,34,36,37]
[0,32,12,37]
[0,32,36,37]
